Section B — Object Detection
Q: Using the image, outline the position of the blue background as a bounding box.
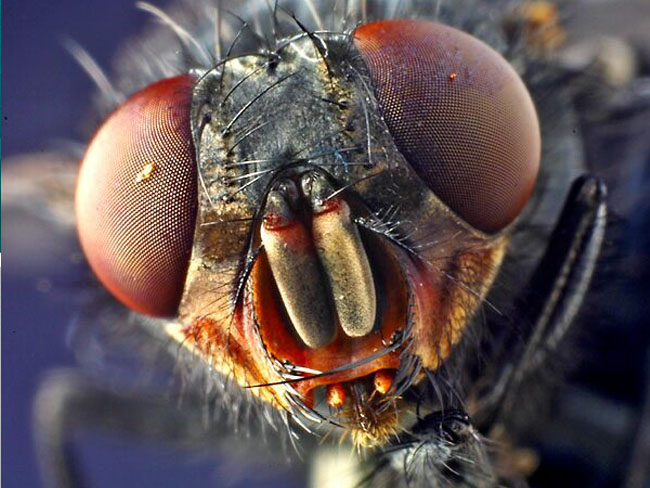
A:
[2,2,300,487]
[3,1,650,488]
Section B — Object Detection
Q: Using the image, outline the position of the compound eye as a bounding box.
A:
[354,20,541,233]
[76,75,197,317]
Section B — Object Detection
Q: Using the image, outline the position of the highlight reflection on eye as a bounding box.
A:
[75,75,197,317]
[354,19,541,233]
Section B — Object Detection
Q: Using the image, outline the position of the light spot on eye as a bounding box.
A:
[135,162,157,183]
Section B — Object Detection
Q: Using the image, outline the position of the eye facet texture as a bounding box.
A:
[76,75,197,316]
[354,20,541,233]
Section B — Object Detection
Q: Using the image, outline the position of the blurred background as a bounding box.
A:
[2,2,300,487]
[2,1,650,487]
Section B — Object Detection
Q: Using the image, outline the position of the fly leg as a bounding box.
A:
[34,369,221,488]
[33,368,299,488]
[474,174,607,428]
[354,409,494,488]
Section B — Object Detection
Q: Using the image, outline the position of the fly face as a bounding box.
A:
[75,15,540,448]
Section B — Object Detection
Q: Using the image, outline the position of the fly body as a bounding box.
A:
[9,1,648,487]
[74,0,545,455]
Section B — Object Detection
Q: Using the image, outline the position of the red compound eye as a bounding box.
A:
[76,75,197,317]
[354,20,541,233]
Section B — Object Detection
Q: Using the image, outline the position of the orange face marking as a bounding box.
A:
[373,369,394,395]
[514,1,566,52]
[327,383,347,408]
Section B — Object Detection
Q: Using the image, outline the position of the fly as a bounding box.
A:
[7,1,644,487]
